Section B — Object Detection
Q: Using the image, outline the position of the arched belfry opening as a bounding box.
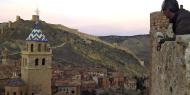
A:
[42,58,45,65]
[31,44,34,52]
[35,58,39,66]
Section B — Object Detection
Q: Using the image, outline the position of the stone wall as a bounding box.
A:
[32,15,39,21]
[16,16,21,21]
[150,11,190,95]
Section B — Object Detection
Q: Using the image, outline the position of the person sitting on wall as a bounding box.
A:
[156,0,190,51]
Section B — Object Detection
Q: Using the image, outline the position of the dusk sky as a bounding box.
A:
[1,0,190,36]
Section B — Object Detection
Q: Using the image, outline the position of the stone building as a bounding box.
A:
[108,72,124,88]
[1,9,53,95]
[0,65,21,95]
[124,78,137,90]
[54,80,80,95]
[98,77,110,88]
[32,15,39,22]
[150,11,190,95]
[5,73,26,95]
[20,12,52,95]
[16,16,21,21]
[81,80,96,92]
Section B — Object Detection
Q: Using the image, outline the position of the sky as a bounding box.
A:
[0,0,190,36]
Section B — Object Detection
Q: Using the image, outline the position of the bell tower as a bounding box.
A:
[21,9,52,95]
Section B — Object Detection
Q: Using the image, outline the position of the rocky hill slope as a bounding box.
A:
[0,19,146,76]
[99,35,150,66]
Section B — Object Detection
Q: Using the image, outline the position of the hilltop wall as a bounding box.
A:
[150,12,190,95]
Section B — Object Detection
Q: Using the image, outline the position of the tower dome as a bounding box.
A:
[6,78,25,87]
[26,22,48,42]
[5,72,26,95]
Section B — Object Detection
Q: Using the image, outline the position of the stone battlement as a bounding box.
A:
[32,15,39,21]
[150,12,190,95]
[150,11,169,32]
[149,12,169,52]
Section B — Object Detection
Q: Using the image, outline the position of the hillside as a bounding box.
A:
[0,19,146,76]
[99,35,150,66]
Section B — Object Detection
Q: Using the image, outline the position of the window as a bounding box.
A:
[13,92,16,95]
[71,90,75,94]
[38,44,41,52]
[42,58,45,65]
[31,44,34,52]
[170,87,173,93]
[35,58,39,66]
